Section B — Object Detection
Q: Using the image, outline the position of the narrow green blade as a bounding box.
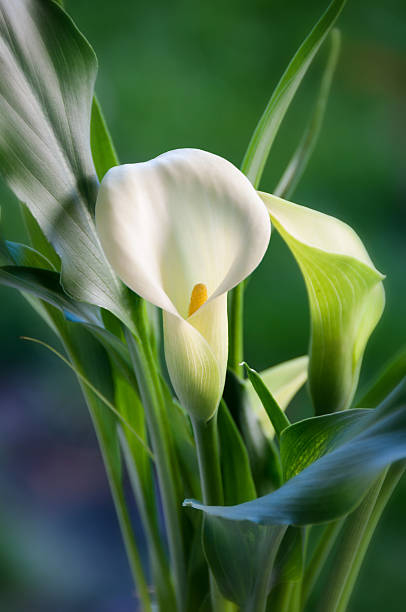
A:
[241,0,347,187]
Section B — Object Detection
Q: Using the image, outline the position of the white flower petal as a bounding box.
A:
[163,294,228,420]
[96,149,270,318]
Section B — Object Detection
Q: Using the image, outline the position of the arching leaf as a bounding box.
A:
[185,391,406,526]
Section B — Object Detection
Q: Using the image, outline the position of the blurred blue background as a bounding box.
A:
[0,0,405,610]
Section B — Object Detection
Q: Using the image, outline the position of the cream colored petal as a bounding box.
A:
[163,294,228,421]
[96,149,270,318]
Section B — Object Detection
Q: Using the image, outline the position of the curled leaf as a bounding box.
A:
[260,193,385,414]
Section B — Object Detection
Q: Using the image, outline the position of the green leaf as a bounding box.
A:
[224,371,283,494]
[246,356,308,438]
[160,378,201,500]
[50,323,152,609]
[258,356,309,411]
[260,193,385,414]
[0,251,139,387]
[203,517,286,607]
[0,239,56,269]
[91,97,119,180]
[280,410,371,481]
[20,206,61,271]
[243,362,290,439]
[272,527,304,585]
[217,400,256,504]
[184,391,406,526]
[0,265,101,324]
[115,372,176,611]
[274,29,341,199]
[22,335,153,458]
[0,0,130,324]
[241,0,347,187]
[357,346,406,409]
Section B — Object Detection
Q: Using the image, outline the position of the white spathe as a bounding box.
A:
[96,149,271,420]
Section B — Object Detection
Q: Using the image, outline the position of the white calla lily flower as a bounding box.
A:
[96,149,271,420]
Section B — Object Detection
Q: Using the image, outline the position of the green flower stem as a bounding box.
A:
[228,282,244,376]
[191,414,232,612]
[118,427,176,610]
[301,519,344,605]
[126,302,187,612]
[319,463,405,612]
[268,581,294,612]
[191,413,224,506]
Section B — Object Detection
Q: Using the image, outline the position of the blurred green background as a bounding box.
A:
[0,0,405,610]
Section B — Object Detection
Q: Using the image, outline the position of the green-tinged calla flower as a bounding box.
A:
[259,192,385,414]
[96,149,271,421]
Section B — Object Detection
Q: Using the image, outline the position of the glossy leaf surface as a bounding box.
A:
[185,395,406,525]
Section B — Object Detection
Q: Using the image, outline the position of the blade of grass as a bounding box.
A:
[274,29,341,199]
[229,0,347,376]
[241,0,347,187]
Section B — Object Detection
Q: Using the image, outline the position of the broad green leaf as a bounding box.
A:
[185,392,406,526]
[203,517,286,607]
[243,363,290,439]
[246,356,308,439]
[260,193,385,414]
[0,0,131,324]
[274,29,341,199]
[241,0,347,186]
[357,346,406,409]
[280,409,371,481]
[217,400,256,504]
[0,238,137,384]
[224,371,283,494]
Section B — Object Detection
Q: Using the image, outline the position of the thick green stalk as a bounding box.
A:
[191,414,224,506]
[191,414,234,612]
[320,463,405,612]
[268,581,294,612]
[301,519,343,605]
[125,303,187,612]
[318,465,405,612]
[228,283,244,376]
[289,580,302,612]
